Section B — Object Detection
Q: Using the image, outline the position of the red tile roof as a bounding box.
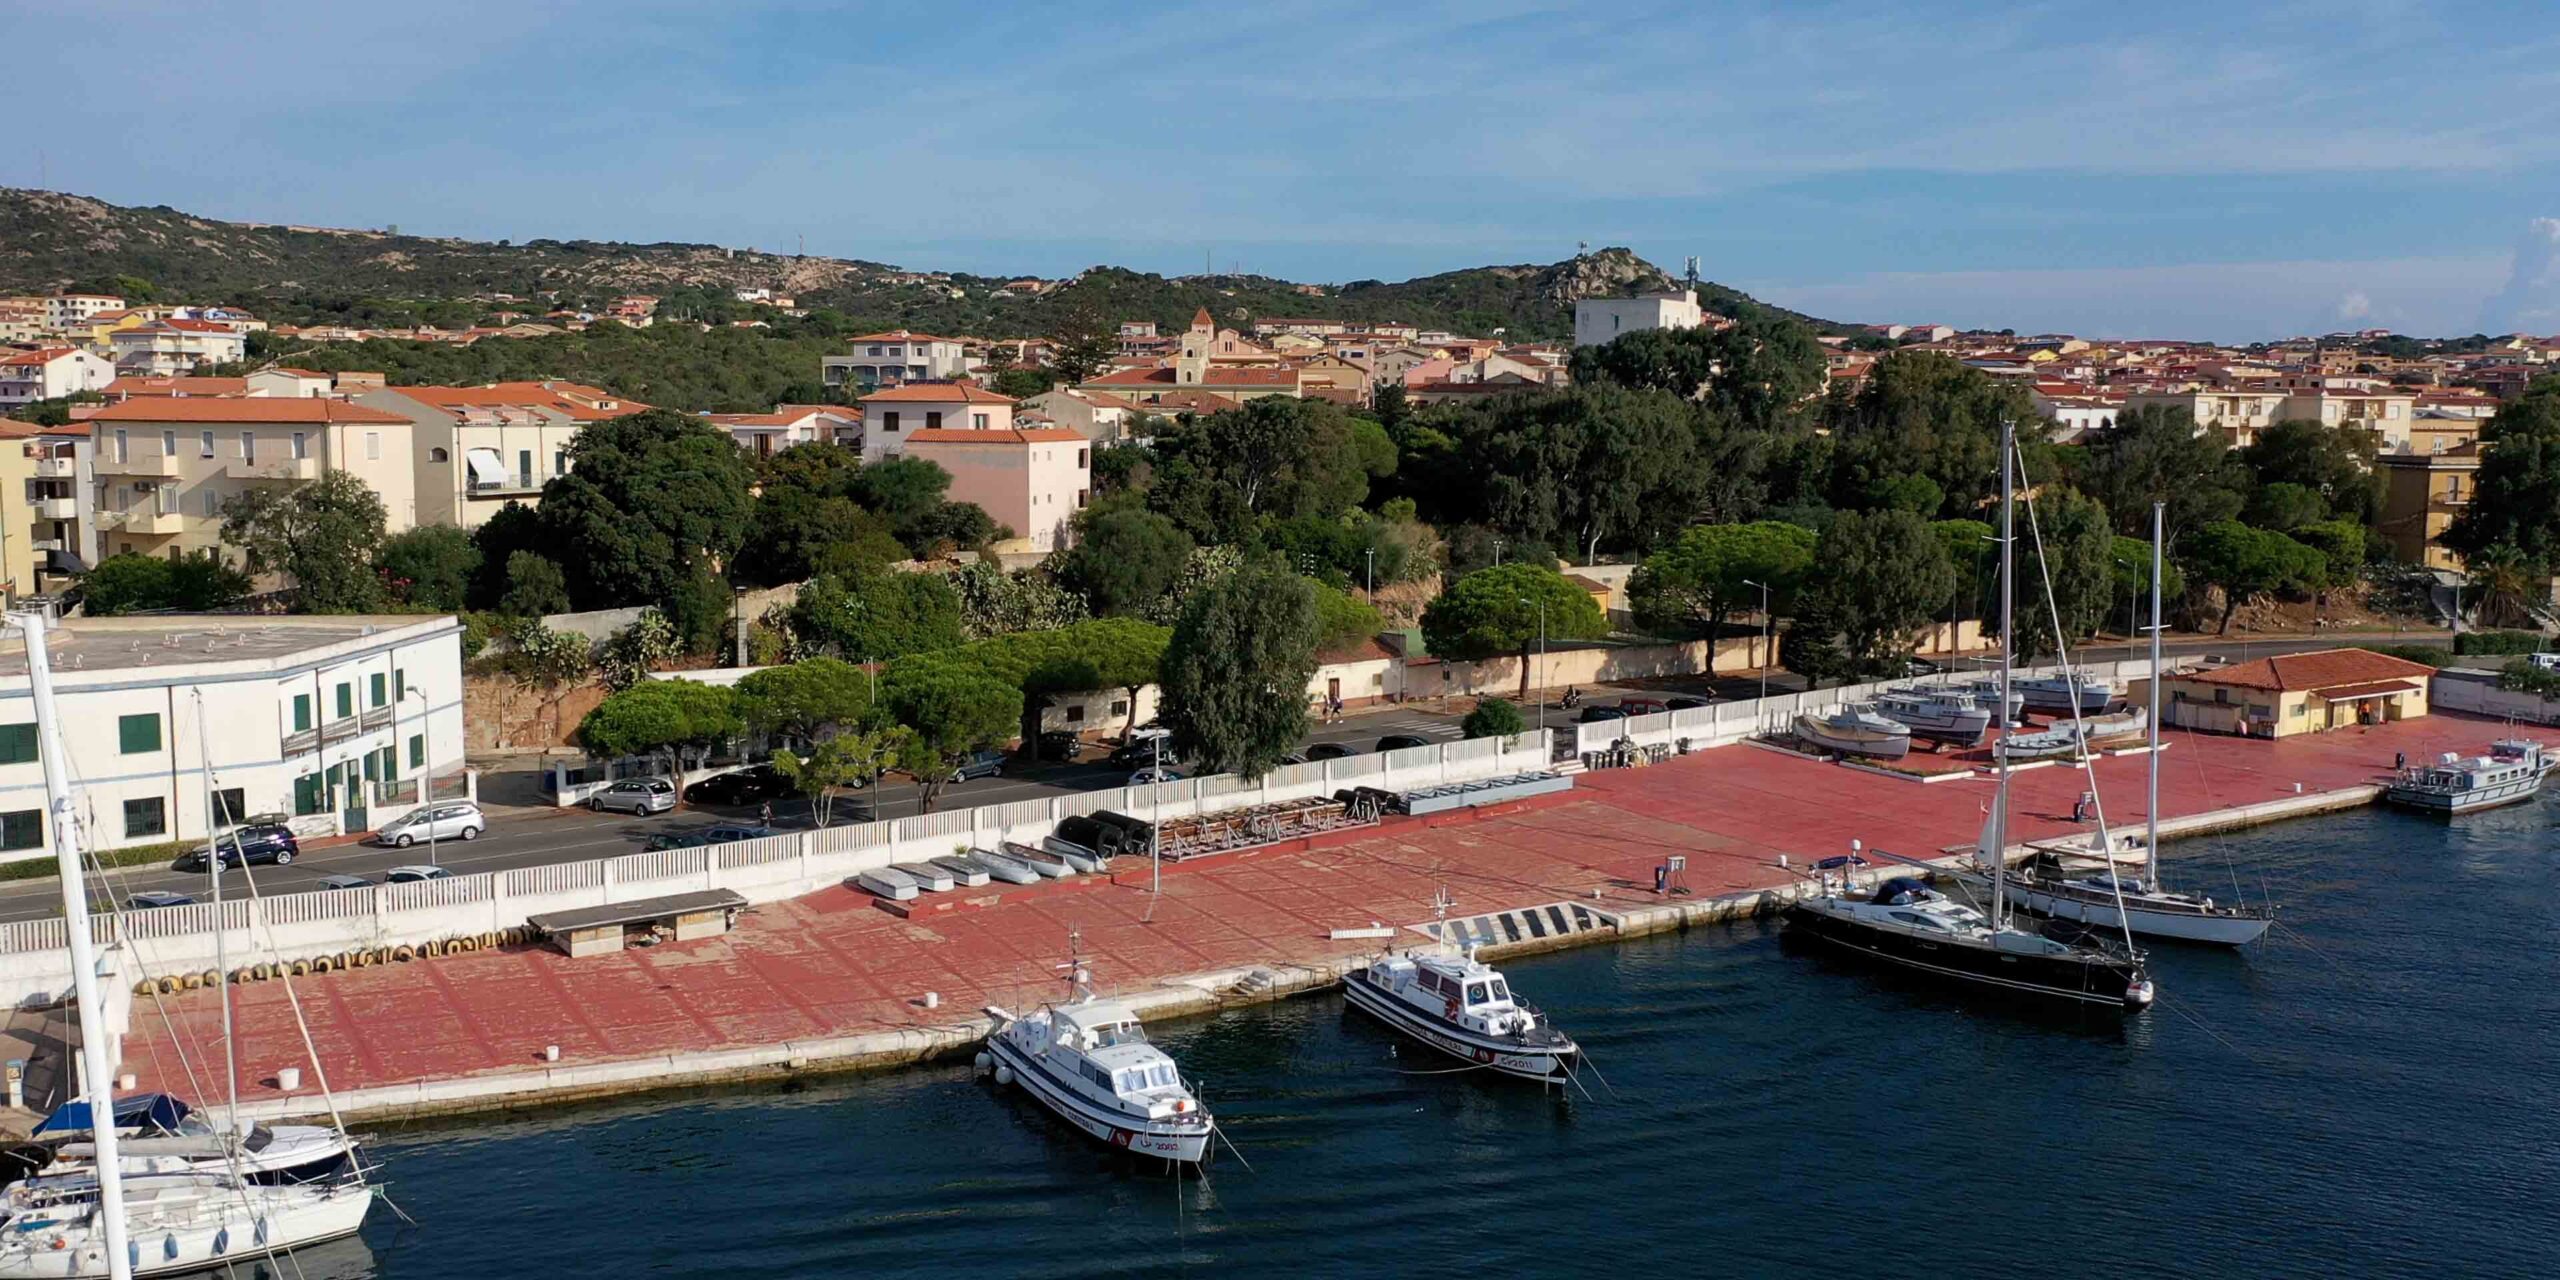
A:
[861,382,1015,405]
[1084,365,1301,389]
[90,398,408,425]
[903,427,1088,444]
[0,347,78,367]
[104,375,250,398]
[2175,648,2438,693]
[382,383,647,421]
[847,330,965,344]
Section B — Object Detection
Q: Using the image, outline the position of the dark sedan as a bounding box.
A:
[683,765,793,805]
[171,825,301,873]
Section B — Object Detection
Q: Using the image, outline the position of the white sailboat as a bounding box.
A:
[0,615,374,1279]
[1985,505,2278,947]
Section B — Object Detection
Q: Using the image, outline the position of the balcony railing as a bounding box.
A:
[360,704,395,732]
[34,497,76,520]
[225,457,319,482]
[96,454,181,478]
[100,509,183,535]
[465,473,542,497]
[31,458,75,479]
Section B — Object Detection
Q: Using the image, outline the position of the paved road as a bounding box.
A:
[0,630,2450,924]
[0,705,1476,924]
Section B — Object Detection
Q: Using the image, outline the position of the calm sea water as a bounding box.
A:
[300,798,2555,1279]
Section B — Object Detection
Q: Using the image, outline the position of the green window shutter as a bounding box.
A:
[408,734,424,770]
[292,695,311,732]
[335,683,352,719]
[122,797,165,838]
[0,810,38,851]
[0,724,36,765]
[117,714,161,755]
[370,673,387,707]
[394,670,408,702]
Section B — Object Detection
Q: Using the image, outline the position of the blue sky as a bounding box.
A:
[10,0,2560,339]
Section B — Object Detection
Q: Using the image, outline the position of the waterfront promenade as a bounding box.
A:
[115,713,2503,1120]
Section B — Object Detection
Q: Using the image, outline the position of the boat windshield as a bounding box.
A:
[1465,981,1491,1006]
[1115,1064,1180,1094]
[1090,1022,1148,1048]
[1488,978,1511,1002]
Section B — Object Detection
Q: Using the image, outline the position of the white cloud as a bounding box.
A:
[2481,217,2560,335]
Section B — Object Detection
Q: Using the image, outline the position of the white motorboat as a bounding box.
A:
[32,1095,356,1186]
[1952,678,2026,725]
[1342,949,1579,1084]
[979,950,1215,1164]
[1990,502,2276,947]
[2014,671,2121,714]
[1873,688,1993,745]
[2384,739,2556,815]
[1793,704,1913,760]
[0,1169,373,1279]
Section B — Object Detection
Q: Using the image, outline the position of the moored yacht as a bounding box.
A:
[0,1168,373,1279]
[2384,739,2555,815]
[1783,422,2157,1011]
[32,1094,357,1186]
[1342,949,1579,1084]
[1784,875,2154,1010]
[980,950,1215,1163]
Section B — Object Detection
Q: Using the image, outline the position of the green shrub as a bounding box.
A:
[2355,643,2453,668]
[0,840,199,884]
[1462,697,1527,739]
[2454,629,2547,656]
[2499,658,2560,698]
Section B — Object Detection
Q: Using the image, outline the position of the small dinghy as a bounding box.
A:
[1793,704,1913,760]
[1003,841,1077,878]
[855,866,919,901]
[979,943,1216,1164]
[1995,707,2147,762]
[890,861,956,892]
[1041,835,1106,871]
[968,847,1041,885]
[929,855,993,887]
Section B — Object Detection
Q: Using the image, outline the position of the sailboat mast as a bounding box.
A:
[194,697,238,1131]
[1992,420,2014,926]
[16,613,135,1280]
[2147,501,2164,881]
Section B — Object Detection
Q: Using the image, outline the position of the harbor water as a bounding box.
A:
[315,799,2554,1278]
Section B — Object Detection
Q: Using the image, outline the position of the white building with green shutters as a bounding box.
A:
[0,614,466,858]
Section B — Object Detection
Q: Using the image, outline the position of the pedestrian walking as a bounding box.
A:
[759,800,774,828]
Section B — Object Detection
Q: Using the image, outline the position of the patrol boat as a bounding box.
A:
[2384,739,2555,815]
[1342,949,1580,1085]
[979,944,1215,1164]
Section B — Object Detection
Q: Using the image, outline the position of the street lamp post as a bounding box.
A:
[1742,579,1772,703]
[1365,547,1375,598]
[401,687,437,866]
[1518,595,1547,728]
[733,586,748,668]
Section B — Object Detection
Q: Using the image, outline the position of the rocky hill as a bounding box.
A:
[0,188,1833,340]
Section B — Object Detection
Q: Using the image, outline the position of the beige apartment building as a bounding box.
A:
[357,381,645,529]
[87,398,418,560]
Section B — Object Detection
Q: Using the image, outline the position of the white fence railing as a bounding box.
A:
[1570,656,2187,758]
[1,732,1560,1006]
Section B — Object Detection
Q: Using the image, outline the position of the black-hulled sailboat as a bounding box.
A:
[1783,422,2156,1013]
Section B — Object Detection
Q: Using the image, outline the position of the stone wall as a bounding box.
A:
[463,675,608,751]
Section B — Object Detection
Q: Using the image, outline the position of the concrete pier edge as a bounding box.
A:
[235,782,2381,1126]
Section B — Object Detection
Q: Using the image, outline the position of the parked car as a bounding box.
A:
[1902,657,1944,677]
[383,865,452,884]
[1128,767,1185,786]
[643,830,716,852]
[1109,735,1181,769]
[370,802,484,848]
[683,765,792,806]
[1036,730,1085,762]
[1617,697,1670,717]
[1375,734,1433,753]
[1274,752,1309,767]
[315,874,373,891]
[1665,696,1715,711]
[589,778,677,815]
[700,823,780,844]
[171,825,301,873]
[127,891,195,910]
[2529,653,2560,673]
[1304,742,1356,761]
[1577,705,1628,724]
[946,749,1005,784]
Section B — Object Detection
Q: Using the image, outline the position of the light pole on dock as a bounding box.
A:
[1743,579,1772,703]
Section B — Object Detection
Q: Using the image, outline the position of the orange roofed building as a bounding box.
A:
[858,383,1088,552]
[2162,648,2434,738]
[354,381,647,529]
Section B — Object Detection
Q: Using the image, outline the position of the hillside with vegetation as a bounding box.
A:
[0,188,1833,340]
